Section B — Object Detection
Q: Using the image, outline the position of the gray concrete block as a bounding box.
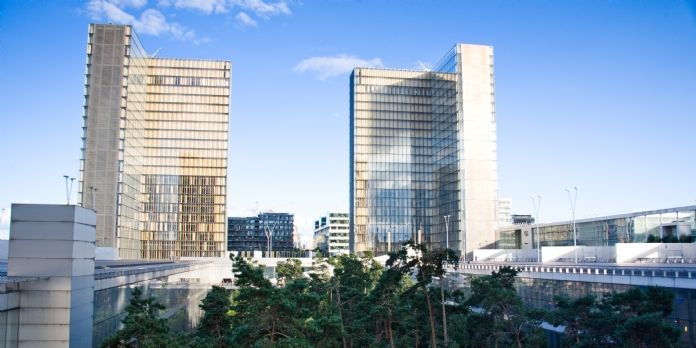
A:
[17,277,72,291]
[11,204,76,223]
[69,302,94,322]
[71,275,95,290]
[72,241,96,259]
[70,287,94,307]
[9,240,77,259]
[8,222,91,242]
[19,308,71,324]
[9,259,75,277]
[19,291,71,308]
[17,324,70,341]
[18,340,69,348]
[71,259,95,277]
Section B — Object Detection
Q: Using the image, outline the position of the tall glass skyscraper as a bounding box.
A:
[350,44,497,258]
[79,24,230,259]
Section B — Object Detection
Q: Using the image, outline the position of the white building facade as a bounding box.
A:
[313,212,350,256]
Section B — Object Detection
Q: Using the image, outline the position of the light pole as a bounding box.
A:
[443,215,450,250]
[264,214,279,257]
[565,187,579,263]
[387,225,393,253]
[63,175,75,205]
[530,195,542,263]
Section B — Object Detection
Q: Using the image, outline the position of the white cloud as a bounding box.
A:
[112,0,148,8]
[88,0,199,41]
[235,12,258,27]
[88,0,136,23]
[232,0,291,16]
[134,9,170,35]
[170,0,229,14]
[87,0,294,40]
[295,54,384,80]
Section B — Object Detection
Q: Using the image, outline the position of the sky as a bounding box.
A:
[1,0,695,244]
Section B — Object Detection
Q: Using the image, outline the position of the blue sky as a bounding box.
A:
[1,0,695,243]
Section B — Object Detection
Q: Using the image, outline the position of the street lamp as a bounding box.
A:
[63,175,75,205]
[530,195,542,263]
[264,214,279,257]
[387,225,392,253]
[443,215,450,250]
[565,186,579,263]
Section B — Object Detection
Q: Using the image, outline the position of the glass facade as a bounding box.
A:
[449,274,696,346]
[531,207,696,247]
[80,24,230,259]
[227,213,295,252]
[350,44,498,257]
[93,278,208,346]
[141,58,229,259]
[80,24,147,259]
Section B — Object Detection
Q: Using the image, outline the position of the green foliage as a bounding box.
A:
[193,285,233,348]
[276,258,304,285]
[549,286,682,348]
[101,287,177,348]
[463,266,544,348]
[103,251,685,348]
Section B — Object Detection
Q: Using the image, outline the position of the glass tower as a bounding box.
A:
[80,24,230,259]
[350,44,497,257]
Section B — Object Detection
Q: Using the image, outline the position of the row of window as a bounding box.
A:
[144,93,229,105]
[144,120,228,132]
[146,103,228,113]
[141,111,228,123]
[145,85,229,96]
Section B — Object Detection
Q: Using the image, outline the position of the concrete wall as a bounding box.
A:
[616,243,696,263]
[541,246,615,263]
[95,247,119,261]
[473,249,538,262]
[9,204,96,348]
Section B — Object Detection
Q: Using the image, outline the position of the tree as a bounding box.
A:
[549,286,682,348]
[387,241,458,348]
[102,288,175,348]
[549,294,615,347]
[465,266,543,348]
[276,258,304,285]
[609,287,681,347]
[229,255,342,347]
[193,285,233,348]
[330,254,383,347]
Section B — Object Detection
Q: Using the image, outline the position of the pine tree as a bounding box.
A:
[101,287,175,348]
[193,285,233,348]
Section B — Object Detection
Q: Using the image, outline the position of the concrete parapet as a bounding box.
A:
[9,204,96,348]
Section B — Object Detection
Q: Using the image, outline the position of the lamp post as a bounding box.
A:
[264,214,279,257]
[565,187,579,263]
[387,226,392,253]
[63,175,75,205]
[443,215,450,250]
[530,195,542,263]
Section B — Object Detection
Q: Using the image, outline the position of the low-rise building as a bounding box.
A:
[228,213,294,253]
[313,212,349,256]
